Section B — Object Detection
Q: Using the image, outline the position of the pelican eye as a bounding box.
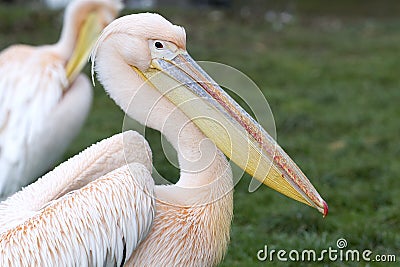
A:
[155,41,164,49]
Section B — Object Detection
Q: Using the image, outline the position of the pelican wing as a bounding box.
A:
[0,164,154,266]
[0,45,68,196]
[0,131,155,265]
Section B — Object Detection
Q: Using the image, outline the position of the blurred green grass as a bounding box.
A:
[1,2,399,266]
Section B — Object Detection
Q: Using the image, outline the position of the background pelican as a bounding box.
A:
[0,13,327,265]
[0,0,122,198]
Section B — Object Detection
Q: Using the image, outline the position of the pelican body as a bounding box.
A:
[0,0,122,198]
[0,13,327,266]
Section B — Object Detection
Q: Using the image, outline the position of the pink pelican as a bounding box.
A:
[0,13,328,266]
[0,0,122,197]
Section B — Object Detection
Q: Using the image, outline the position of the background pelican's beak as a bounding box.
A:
[141,52,328,217]
[65,12,104,85]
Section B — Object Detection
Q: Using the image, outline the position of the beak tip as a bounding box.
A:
[322,200,328,218]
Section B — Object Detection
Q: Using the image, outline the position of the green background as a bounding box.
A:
[0,0,399,265]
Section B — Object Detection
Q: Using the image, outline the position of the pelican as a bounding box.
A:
[0,13,328,266]
[0,0,122,197]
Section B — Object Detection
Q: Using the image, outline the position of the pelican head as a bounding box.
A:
[91,13,328,216]
[60,0,123,84]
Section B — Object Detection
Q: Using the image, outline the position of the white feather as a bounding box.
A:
[0,131,155,265]
[0,46,79,197]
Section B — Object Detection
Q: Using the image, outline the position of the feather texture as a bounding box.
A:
[0,131,155,265]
